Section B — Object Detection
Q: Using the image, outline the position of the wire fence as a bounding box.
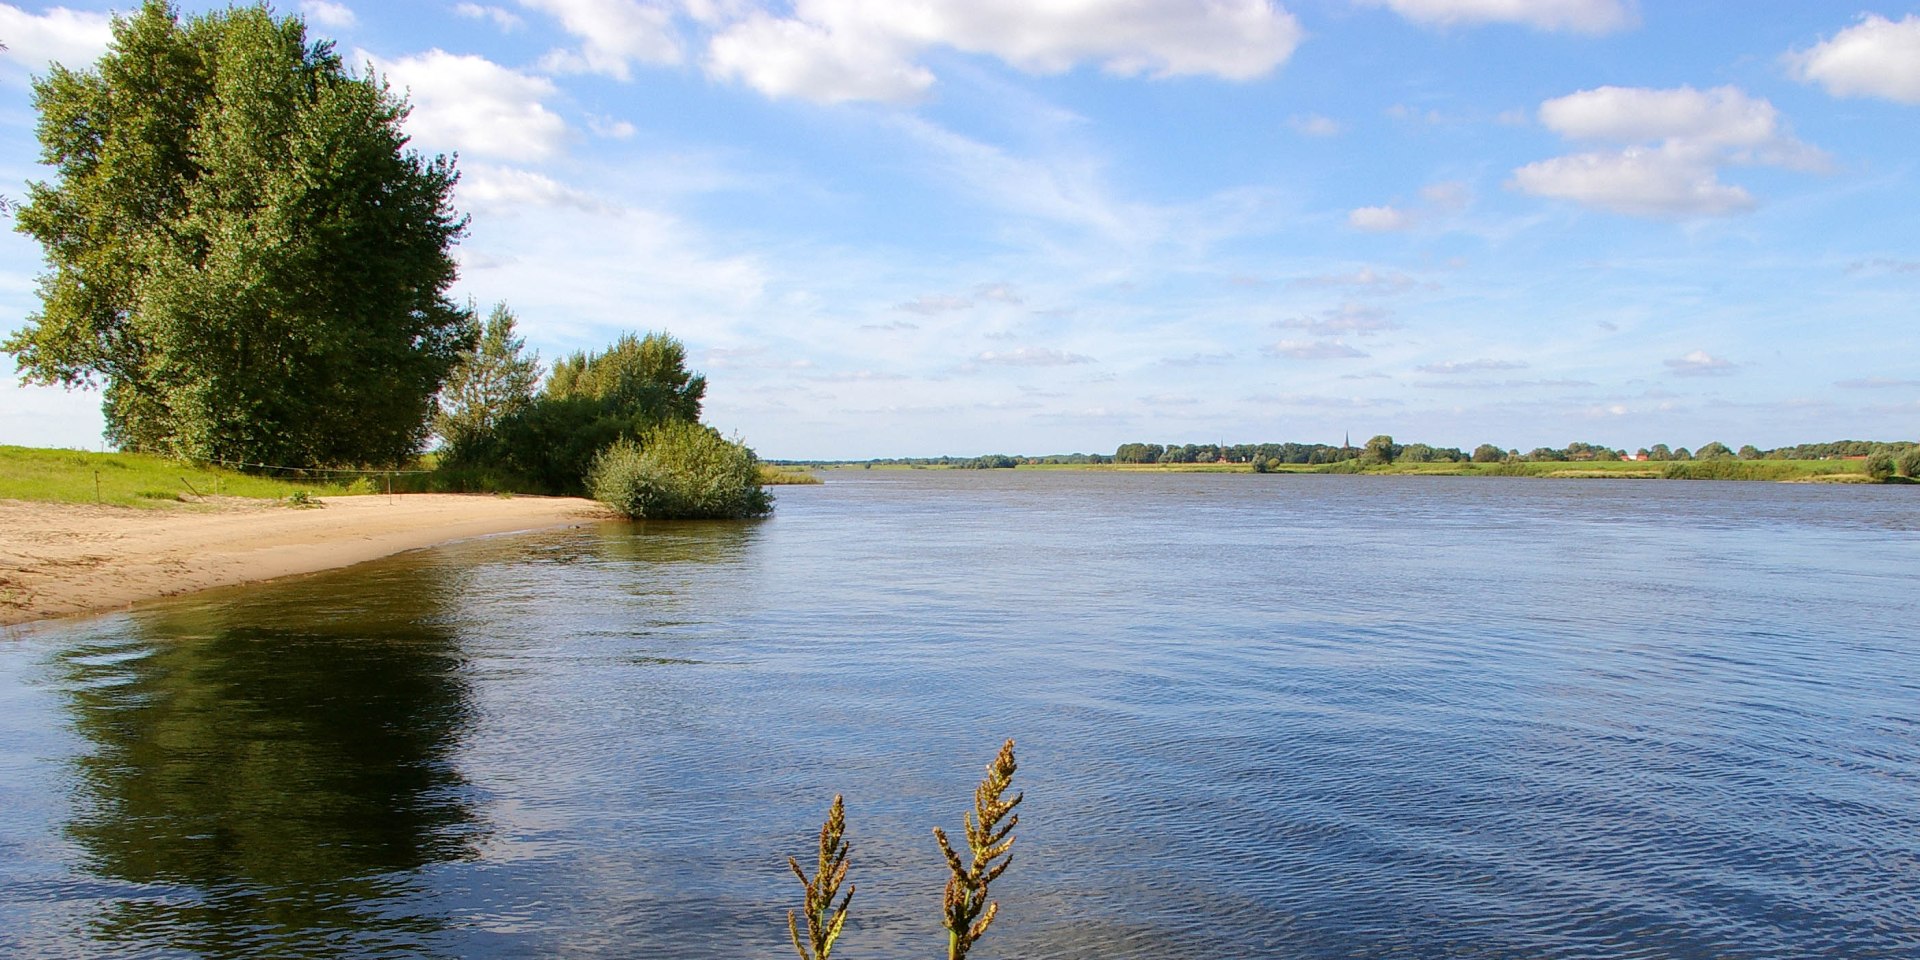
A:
[202,457,434,477]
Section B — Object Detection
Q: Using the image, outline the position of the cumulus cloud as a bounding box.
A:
[1349,205,1412,232]
[1789,13,1920,105]
[455,3,526,31]
[1265,339,1369,360]
[974,346,1095,366]
[0,4,112,76]
[362,49,570,162]
[1276,303,1401,336]
[524,0,682,79]
[299,0,356,29]
[705,0,1303,104]
[1357,0,1636,34]
[1417,358,1527,374]
[1511,85,1823,217]
[1663,350,1736,376]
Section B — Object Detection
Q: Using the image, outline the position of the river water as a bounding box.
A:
[2,472,1917,959]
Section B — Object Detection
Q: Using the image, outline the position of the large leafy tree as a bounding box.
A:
[6,1,470,467]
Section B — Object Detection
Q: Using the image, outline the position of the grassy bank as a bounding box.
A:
[1313,459,1867,480]
[758,464,822,485]
[0,445,364,507]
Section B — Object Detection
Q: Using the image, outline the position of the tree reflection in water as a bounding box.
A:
[56,559,479,959]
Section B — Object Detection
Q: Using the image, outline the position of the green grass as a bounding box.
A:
[0,445,366,507]
[758,464,823,485]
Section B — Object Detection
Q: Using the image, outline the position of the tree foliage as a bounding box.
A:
[5,1,469,467]
[435,302,538,458]
[450,331,706,494]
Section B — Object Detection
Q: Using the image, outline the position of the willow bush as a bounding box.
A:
[587,422,771,520]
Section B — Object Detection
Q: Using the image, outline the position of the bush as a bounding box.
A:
[1865,453,1897,482]
[1899,448,1920,479]
[588,423,772,520]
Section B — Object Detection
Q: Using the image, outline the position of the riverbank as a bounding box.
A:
[0,493,613,627]
[807,459,1882,481]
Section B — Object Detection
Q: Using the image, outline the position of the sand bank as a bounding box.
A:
[0,493,613,627]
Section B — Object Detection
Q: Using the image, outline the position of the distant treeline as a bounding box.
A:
[782,438,1919,470]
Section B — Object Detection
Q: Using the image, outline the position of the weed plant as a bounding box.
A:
[786,740,1021,960]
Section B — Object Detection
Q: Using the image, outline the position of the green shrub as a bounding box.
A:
[588,423,772,520]
[1899,448,1920,479]
[1865,453,1896,482]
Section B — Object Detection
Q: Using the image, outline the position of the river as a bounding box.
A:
[2,471,1917,959]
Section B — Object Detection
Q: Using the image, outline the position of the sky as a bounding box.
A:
[0,0,1916,460]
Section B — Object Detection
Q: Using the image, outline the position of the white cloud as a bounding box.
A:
[523,0,682,79]
[898,293,972,314]
[1539,85,1782,150]
[1289,113,1343,137]
[1348,205,1411,232]
[705,0,1302,104]
[455,3,526,31]
[1265,339,1369,360]
[300,0,357,30]
[1292,266,1420,292]
[707,14,933,103]
[362,49,570,162]
[975,346,1094,366]
[1835,377,1920,389]
[1664,350,1736,376]
[0,5,112,76]
[1511,145,1753,217]
[1420,179,1472,211]
[1276,303,1401,336]
[459,164,615,214]
[588,114,638,138]
[1358,0,1636,34]
[1417,358,1527,373]
[1512,85,1822,218]
[1789,13,1920,105]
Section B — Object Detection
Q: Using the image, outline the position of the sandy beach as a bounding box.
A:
[0,493,614,627]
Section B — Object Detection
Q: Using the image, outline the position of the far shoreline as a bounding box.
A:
[0,493,614,629]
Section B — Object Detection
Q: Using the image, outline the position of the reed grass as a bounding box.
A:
[784,739,1021,959]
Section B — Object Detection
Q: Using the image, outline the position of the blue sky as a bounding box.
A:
[1,1,1917,459]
